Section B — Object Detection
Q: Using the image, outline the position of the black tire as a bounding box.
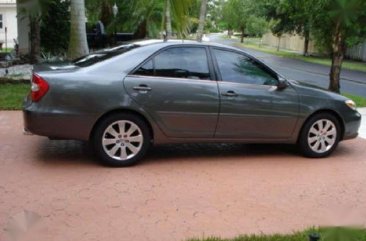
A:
[298,113,341,158]
[92,113,151,167]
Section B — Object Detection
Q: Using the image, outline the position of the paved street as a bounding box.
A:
[208,33,366,97]
[1,111,366,241]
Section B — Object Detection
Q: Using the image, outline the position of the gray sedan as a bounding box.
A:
[23,40,362,166]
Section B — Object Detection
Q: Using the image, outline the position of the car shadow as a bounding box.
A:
[34,139,358,167]
[142,143,300,165]
[35,139,98,166]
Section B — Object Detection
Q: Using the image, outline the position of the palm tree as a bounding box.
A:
[163,0,194,40]
[196,0,208,42]
[18,0,51,63]
[84,0,193,40]
[128,0,193,39]
[164,0,173,40]
[68,0,89,59]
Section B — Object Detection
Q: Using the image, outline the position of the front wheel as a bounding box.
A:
[298,113,341,158]
[92,113,151,166]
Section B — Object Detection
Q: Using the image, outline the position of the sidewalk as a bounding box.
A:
[358,107,366,139]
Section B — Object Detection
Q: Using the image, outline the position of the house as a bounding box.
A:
[0,0,17,49]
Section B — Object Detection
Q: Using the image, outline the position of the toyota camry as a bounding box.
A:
[23,40,362,166]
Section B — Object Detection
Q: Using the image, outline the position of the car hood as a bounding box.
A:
[288,79,348,101]
[288,79,328,91]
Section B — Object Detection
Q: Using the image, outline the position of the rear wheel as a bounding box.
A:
[298,113,341,158]
[92,113,151,166]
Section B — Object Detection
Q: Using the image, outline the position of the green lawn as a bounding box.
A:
[233,39,366,73]
[344,93,366,107]
[0,83,29,110]
[188,227,366,241]
[0,48,14,53]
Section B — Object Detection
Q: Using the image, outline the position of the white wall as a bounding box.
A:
[346,41,366,62]
[262,32,317,55]
[0,0,17,49]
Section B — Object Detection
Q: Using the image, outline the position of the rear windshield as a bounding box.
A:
[72,44,139,67]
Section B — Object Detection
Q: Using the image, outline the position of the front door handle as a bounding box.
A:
[222,91,238,97]
[133,84,152,92]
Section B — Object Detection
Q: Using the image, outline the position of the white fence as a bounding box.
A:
[262,32,366,62]
[261,33,317,55]
[346,41,366,62]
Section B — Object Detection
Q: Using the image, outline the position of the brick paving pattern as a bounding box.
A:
[1,111,366,241]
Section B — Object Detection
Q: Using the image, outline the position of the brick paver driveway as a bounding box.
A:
[1,111,366,241]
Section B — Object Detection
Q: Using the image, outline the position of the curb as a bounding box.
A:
[358,107,366,139]
[357,107,366,115]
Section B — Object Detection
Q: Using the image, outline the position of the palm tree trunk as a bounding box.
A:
[164,0,172,40]
[196,0,208,42]
[68,0,89,59]
[29,16,41,64]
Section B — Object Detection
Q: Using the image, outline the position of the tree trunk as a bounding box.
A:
[240,26,245,43]
[68,0,89,60]
[196,0,208,42]
[29,16,41,64]
[303,29,310,56]
[328,20,344,93]
[329,53,343,93]
[228,25,232,38]
[277,36,281,51]
[164,0,172,41]
[134,19,147,39]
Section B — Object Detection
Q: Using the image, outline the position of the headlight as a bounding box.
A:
[345,99,356,110]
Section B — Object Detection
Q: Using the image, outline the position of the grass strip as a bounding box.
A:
[343,93,366,107]
[0,83,29,110]
[187,226,366,241]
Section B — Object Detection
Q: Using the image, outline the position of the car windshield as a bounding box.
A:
[72,44,139,67]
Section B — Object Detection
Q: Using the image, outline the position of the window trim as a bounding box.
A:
[209,46,280,86]
[129,45,216,81]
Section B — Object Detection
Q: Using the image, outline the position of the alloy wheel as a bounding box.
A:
[102,120,143,161]
[307,119,337,154]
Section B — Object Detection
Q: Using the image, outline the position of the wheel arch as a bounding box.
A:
[297,109,345,143]
[89,108,154,142]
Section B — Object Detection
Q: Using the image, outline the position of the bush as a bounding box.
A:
[40,0,70,55]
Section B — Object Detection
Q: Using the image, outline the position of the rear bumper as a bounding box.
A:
[23,104,96,141]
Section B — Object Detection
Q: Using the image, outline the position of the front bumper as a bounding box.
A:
[342,110,362,140]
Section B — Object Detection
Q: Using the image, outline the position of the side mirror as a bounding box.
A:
[277,77,289,90]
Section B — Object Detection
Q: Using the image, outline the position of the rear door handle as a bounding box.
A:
[133,85,152,92]
[222,91,238,97]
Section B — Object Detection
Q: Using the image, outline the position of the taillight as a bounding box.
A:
[31,74,49,102]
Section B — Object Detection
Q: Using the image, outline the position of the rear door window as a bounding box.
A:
[134,47,211,80]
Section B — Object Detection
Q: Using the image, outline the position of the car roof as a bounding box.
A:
[94,39,241,58]
[110,39,236,50]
